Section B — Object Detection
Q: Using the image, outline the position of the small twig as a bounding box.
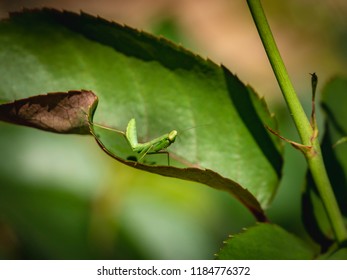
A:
[265,125,311,153]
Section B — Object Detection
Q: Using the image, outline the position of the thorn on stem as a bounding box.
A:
[309,72,319,142]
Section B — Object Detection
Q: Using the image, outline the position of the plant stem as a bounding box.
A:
[246,0,347,244]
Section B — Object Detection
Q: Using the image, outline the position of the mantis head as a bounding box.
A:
[168,130,178,143]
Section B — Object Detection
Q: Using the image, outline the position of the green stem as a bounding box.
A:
[246,0,347,244]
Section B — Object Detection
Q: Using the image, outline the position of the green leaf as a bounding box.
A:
[0,9,282,214]
[318,243,347,260]
[324,247,347,260]
[321,77,347,212]
[320,77,347,217]
[90,122,268,221]
[216,223,315,260]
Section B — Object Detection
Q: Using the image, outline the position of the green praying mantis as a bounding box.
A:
[125,118,178,164]
[91,117,178,165]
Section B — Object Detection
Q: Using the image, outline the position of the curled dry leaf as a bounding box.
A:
[0,90,98,134]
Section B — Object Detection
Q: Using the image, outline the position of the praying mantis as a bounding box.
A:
[125,118,178,164]
[91,117,178,165]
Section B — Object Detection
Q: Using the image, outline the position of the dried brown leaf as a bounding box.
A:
[0,90,98,134]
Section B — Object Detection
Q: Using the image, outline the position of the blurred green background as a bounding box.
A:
[0,0,347,259]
